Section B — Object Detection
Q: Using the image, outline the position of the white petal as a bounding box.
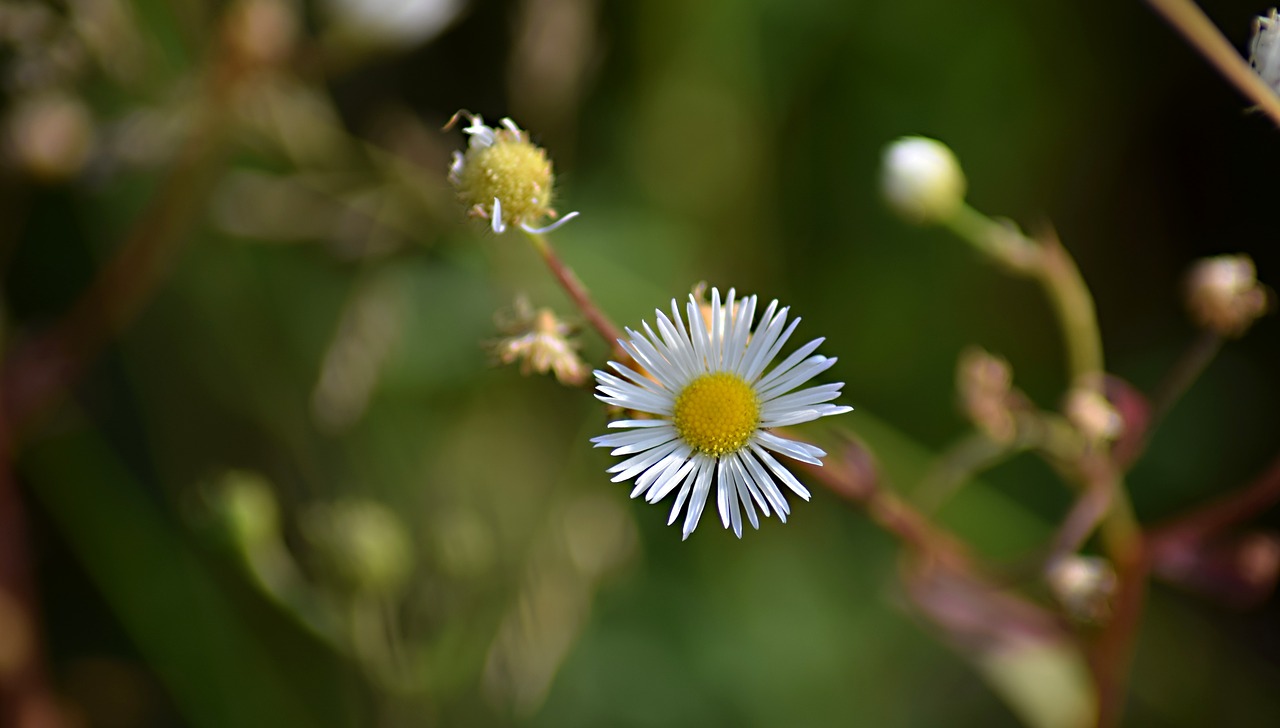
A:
[760,382,845,412]
[757,356,837,400]
[744,316,800,383]
[521,211,579,234]
[760,409,825,428]
[716,458,732,530]
[609,440,681,482]
[739,448,790,520]
[750,442,813,500]
[725,294,757,373]
[755,338,825,391]
[605,418,671,429]
[727,453,770,519]
[735,300,780,377]
[491,198,506,233]
[731,462,759,531]
[682,456,716,540]
[647,456,696,503]
[756,430,827,464]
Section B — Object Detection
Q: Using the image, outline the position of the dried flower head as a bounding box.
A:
[1185,254,1270,338]
[447,111,578,235]
[881,136,967,225]
[592,288,852,539]
[956,347,1019,444]
[493,296,588,386]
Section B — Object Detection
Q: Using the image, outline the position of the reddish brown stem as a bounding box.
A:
[525,232,626,363]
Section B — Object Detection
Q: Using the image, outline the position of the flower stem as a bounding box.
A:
[523,230,626,362]
[1145,0,1280,126]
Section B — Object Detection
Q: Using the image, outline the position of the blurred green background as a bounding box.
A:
[3,0,1279,725]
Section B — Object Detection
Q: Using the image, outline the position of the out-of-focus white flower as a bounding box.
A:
[1250,8,1280,92]
[1185,254,1270,338]
[447,112,578,235]
[323,0,464,48]
[592,288,852,539]
[6,92,94,180]
[881,136,967,225]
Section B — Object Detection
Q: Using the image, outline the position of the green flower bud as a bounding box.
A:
[212,470,280,551]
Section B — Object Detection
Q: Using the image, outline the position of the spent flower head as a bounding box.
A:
[592,288,853,539]
[447,111,578,235]
[492,296,589,386]
[956,347,1021,445]
[1185,254,1271,338]
[881,136,966,225]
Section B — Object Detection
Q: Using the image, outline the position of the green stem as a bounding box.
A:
[1034,234,1105,389]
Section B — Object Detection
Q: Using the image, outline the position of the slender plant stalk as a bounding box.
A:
[1146,0,1280,126]
[524,230,627,363]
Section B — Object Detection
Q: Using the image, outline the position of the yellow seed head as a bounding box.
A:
[672,372,760,456]
[457,134,554,226]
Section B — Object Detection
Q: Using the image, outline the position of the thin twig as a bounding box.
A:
[524,230,627,363]
[1148,451,1280,549]
[1146,0,1280,126]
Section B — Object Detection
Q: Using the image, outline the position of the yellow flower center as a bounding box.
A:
[672,372,760,456]
[458,139,554,224]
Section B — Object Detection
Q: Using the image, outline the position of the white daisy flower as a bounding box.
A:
[591,288,853,539]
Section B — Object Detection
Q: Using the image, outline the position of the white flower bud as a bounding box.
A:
[880,136,966,225]
[1185,254,1270,338]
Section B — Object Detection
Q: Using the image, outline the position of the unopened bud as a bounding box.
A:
[1064,388,1123,444]
[957,347,1018,444]
[211,470,280,550]
[881,136,966,225]
[1046,555,1117,623]
[301,499,413,596]
[1185,254,1270,338]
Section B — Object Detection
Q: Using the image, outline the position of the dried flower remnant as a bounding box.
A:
[956,347,1020,445]
[447,111,578,234]
[880,136,967,225]
[592,288,852,539]
[1185,254,1270,338]
[493,297,589,386]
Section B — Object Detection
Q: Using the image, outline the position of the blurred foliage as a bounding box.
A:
[3,0,1280,726]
